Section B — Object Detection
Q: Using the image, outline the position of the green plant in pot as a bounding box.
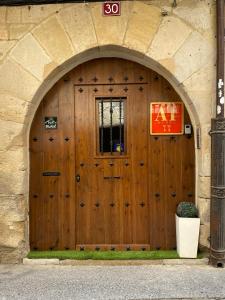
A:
[176,201,200,258]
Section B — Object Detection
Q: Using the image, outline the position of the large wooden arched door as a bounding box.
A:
[30,58,195,251]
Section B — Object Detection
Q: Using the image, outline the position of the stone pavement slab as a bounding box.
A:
[0,264,225,300]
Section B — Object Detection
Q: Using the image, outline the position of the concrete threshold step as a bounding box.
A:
[23,258,209,266]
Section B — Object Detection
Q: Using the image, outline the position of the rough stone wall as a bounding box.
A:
[0,0,215,262]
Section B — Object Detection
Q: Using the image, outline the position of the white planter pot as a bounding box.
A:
[175,214,200,258]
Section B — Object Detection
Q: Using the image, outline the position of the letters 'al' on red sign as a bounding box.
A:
[150,102,184,135]
[103,1,121,16]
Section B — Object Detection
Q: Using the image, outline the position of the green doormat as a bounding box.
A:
[27,250,203,260]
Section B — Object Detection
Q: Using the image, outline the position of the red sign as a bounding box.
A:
[150,102,184,135]
[103,1,121,16]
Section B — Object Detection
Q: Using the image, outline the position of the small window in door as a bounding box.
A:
[97,97,126,155]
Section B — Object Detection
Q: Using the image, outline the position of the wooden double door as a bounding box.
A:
[30,58,195,251]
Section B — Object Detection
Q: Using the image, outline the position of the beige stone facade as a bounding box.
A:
[0,0,215,263]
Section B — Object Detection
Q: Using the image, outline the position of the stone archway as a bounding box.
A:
[0,1,214,262]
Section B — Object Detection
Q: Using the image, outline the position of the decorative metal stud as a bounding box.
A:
[65,194,70,198]
[139,86,143,92]
[140,202,145,207]
[171,192,176,197]
[108,77,113,82]
[49,247,54,250]
[79,88,83,93]
[49,137,54,142]
[95,246,100,251]
[139,76,144,81]
[33,137,38,142]
[95,203,100,207]
[170,136,176,141]
[154,136,159,140]
[109,87,113,92]
[154,76,159,80]
[65,137,70,142]
[125,161,129,166]
[49,194,54,198]
[78,77,83,82]
[65,247,69,250]
[156,246,161,250]
[111,247,115,251]
[166,86,171,91]
[94,88,98,93]
[95,163,99,167]
[125,202,130,207]
[80,246,84,251]
[80,162,84,167]
[92,76,98,82]
[124,76,128,81]
[33,194,38,198]
[141,247,146,251]
[188,193,193,197]
[80,202,85,207]
[109,162,114,166]
[124,87,128,92]
[155,193,160,198]
[140,161,144,166]
[126,246,131,251]
[110,203,115,207]
[63,77,70,82]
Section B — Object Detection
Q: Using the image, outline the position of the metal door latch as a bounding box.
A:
[76,174,80,182]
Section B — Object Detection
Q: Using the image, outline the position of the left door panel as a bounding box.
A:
[30,81,76,250]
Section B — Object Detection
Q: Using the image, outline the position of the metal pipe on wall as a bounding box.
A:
[210,0,225,267]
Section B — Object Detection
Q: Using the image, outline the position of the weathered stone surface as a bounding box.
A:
[0,148,28,194]
[33,16,73,64]
[0,221,25,249]
[59,4,97,53]
[0,41,15,62]
[148,16,192,60]
[199,124,211,177]
[199,177,210,199]
[9,24,34,40]
[0,59,40,101]
[124,2,161,53]
[199,223,210,249]
[91,1,132,46]
[21,4,63,24]
[173,0,214,32]
[0,7,6,24]
[198,197,210,225]
[0,194,27,223]
[7,7,21,23]
[0,119,24,151]
[0,25,8,40]
[23,258,59,265]
[0,93,34,124]
[173,31,214,82]
[10,33,52,81]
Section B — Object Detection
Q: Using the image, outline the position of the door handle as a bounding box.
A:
[76,174,80,182]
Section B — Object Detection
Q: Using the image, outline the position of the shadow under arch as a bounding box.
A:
[27,45,200,135]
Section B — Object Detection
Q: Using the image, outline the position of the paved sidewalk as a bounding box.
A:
[0,264,225,300]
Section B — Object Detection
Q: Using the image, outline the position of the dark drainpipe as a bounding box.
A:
[210,0,225,267]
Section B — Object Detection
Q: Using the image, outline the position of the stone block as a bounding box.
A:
[0,59,40,101]
[0,93,34,123]
[21,4,63,24]
[7,7,21,23]
[91,1,132,46]
[0,7,7,24]
[59,4,97,53]
[0,119,24,151]
[10,33,52,81]
[148,16,192,60]
[173,0,214,32]
[0,221,25,249]
[9,24,34,40]
[0,25,8,40]
[124,2,161,53]
[173,31,214,83]
[0,41,15,62]
[0,194,27,223]
[33,16,73,64]
[198,124,211,177]
[23,258,59,265]
[198,177,210,199]
[199,223,210,249]
[0,148,28,194]
[197,197,210,225]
